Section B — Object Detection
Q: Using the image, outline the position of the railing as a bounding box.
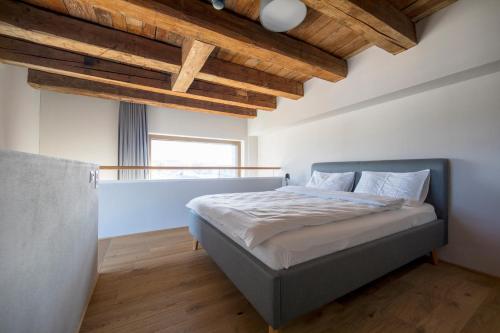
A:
[98,166,282,180]
[99,166,281,170]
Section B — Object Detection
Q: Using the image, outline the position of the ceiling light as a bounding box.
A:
[260,0,307,32]
[211,0,224,10]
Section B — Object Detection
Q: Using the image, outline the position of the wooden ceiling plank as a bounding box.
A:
[93,7,113,28]
[155,28,184,48]
[0,36,275,110]
[110,10,128,31]
[28,70,257,118]
[142,22,157,39]
[303,0,417,54]
[224,0,260,20]
[335,35,372,58]
[389,0,417,10]
[124,16,143,36]
[172,39,215,93]
[77,0,347,82]
[0,0,302,99]
[63,0,97,21]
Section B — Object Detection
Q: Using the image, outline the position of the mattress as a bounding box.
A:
[187,186,404,248]
[201,204,437,270]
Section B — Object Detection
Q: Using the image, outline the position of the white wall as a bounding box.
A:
[148,106,252,164]
[38,95,252,174]
[99,177,282,238]
[0,65,40,153]
[251,0,500,277]
[149,106,247,141]
[249,0,500,135]
[33,90,260,238]
[0,65,5,149]
[258,71,500,277]
[39,91,119,166]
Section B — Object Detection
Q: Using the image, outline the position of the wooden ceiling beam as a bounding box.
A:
[402,0,458,23]
[0,36,275,110]
[27,70,257,118]
[0,0,303,99]
[197,58,303,100]
[77,0,347,82]
[303,0,417,54]
[172,39,215,93]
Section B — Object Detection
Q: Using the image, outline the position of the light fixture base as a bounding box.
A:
[260,0,307,32]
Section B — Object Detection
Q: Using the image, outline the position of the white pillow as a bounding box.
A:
[306,171,355,192]
[354,170,430,206]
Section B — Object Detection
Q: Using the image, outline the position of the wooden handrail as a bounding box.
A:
[99,166,281,170]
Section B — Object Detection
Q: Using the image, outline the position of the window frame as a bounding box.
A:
[148,134,242,170]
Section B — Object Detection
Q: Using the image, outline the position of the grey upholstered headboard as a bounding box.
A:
[311,159,449,220]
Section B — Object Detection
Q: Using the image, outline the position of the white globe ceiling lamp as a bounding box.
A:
[260,0,307,32]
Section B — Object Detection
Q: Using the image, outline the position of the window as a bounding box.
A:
[149,135,241,179]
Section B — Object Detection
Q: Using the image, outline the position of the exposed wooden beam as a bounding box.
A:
[172,39,215,92]
[0,0,303,99]
[402,0,458,23]
[0,36,275,110]
[198,58,303,100]
[27,70,257,118]
[77,0,347,82]
[303,0,417,54]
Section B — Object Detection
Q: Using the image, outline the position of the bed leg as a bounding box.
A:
[268,326,279,333]
[193,240,199,251]
[431,249,439,265]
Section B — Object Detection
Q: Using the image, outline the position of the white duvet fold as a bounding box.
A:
[186,186,404,249]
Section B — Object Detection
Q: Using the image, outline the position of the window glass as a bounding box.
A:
[150,136,240,179]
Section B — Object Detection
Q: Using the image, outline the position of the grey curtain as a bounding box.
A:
[118,102,149,180]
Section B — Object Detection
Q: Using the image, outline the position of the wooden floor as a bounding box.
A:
[81,228,500,333]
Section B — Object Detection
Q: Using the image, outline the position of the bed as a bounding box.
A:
[188,159,449,332]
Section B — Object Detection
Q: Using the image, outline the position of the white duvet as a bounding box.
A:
[186,186,404,248]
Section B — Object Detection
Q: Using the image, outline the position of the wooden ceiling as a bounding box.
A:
[0,0,456,118]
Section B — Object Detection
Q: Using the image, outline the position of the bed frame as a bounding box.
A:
[189,159,449,332]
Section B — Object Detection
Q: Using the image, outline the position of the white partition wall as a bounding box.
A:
[98,177,283,238]
[0,150,98,333]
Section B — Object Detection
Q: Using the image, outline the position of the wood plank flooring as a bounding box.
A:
[81,228,500,333]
